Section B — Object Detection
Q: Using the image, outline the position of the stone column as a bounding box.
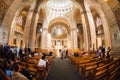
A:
[86,10,97,50]
[23,9,35,48]
[100,15,112,47]
[67,34,71,49]
[41,28,48,49]
[71,28,78,49]
[47,33,52,49]
[70,30,74,49]
[81,11,90,51]
[28,11,39,50]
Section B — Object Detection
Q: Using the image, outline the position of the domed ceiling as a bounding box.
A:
[46,0,73,14]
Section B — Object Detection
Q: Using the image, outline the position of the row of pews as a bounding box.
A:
[69,55,120,80]
[19,55,54,80]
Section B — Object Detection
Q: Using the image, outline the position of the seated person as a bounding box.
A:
[3,61,12,78]
[74,52,79,57]
[37,56,47,69]
[0,69,12,80]
[49,52,53,56]
[37,56,47,79]
[11,63,28,80]
[21,68,32,80]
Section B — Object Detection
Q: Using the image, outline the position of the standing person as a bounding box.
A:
[16,47,20,58]
[3,43,9,58]
[7,47,15,61]
[61,49,64,59]
[106,47,111,58]
[102,46,106,58]
[19,47,23,58]
[96,49,99,57]
[65,50,68,58]
[98,46,102,58]
[0,44,4,57]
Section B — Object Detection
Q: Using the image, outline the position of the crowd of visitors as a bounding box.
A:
[0,43,35,80]
[96,46,111,58]
[0,43,54,80]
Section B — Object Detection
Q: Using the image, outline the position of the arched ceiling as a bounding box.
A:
[74,8,82,24]
[48,22,70,34]
[38,8,46,23]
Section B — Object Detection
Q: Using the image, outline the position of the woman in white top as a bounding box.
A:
[37,56,47,79]
[37,56,47,68]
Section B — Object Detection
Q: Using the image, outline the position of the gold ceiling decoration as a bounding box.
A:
[48,22,71,39]
[51,25,68,39]
[48,22,71,34]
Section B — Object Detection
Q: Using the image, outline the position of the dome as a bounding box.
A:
[48,0,72,8]
[46,0,73,14]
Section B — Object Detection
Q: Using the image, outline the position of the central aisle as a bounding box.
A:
[46,58,83,80]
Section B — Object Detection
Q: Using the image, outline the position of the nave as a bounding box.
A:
[47,58,83,80]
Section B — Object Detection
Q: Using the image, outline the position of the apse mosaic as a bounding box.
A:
[51,25,68,39]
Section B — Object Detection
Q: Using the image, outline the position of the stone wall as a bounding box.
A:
[107,0,120,52]
[0,0,33,45]
[97,0,120,52]
[0,0,22,45]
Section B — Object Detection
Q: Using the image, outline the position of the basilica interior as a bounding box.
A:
[0,0,120,80]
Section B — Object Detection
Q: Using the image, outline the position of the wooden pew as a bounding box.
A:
[95,58,120,80]
[107,58,120,80]
[95,63,109,80]
[81,61,98,80]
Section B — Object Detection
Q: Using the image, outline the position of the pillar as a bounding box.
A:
[41,28,48,49]
[28,11,39,50]
[81,11,90,51]
[71,28,78,49]
[23,9,35,48]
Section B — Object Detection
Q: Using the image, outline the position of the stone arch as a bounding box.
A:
[48,18,71,34]
[73,8,82,23]
[90,8,105,48]
[38,8,46,23]
[9,6,30,46]
[84,0,112,48]
[0,0,36,46]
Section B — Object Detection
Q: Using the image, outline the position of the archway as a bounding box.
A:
[90,8,105,48]
[48,21,71,49]
[9,6,30,47]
